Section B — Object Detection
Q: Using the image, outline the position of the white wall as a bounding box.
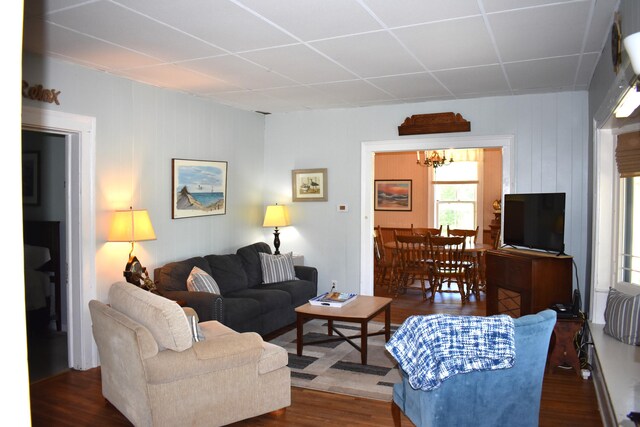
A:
[265,92,589,296]
[22,52,267,302]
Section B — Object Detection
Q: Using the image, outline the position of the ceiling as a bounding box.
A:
[23,0,618,114]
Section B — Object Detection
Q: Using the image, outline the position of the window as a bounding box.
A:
[433,162,478,230]
[618,176,640,285]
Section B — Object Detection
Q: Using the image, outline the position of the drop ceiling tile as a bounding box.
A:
[311,31,424,78]
[488,2,590,62]
[433,65,509,95]
[483,0,581,13]
[575,53,599,86]
[256,85,346,107]
[505,56,580,91]
[310,80,394,103]
[366,73,451,98]
[393,16,498,70]
[47,2,225,62]
[23,18,161,70]
[238,0,382,41]
[24,0,90,17]
[240,45,356,84]
[208,90,302,113]
[584,0,618,53]
[181,55,297,90]
[117,64,239,93]
[362,0,480,28]
[116,0,297,52]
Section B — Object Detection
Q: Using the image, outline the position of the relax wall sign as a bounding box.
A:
[22,80,61,105]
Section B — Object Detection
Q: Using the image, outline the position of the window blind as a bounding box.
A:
[616,131,640,177]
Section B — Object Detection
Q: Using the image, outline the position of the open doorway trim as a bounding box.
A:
[22,106,97,370]
[360,134,514,296]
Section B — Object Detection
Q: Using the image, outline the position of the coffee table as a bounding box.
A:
[295,295,392,365]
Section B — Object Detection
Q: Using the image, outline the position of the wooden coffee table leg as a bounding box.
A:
[328,318,333,336]
[385,304,391,342]
[296,314,304,356]
[361,321,368,365]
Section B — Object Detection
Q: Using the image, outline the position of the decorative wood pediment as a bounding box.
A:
[398,112,470,135]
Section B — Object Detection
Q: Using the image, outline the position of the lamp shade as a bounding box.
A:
[624,31,640,75]
[263,204,290,228]
[108,208,156,242]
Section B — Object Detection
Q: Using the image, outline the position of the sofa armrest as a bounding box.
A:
[158,290,223,323]
[294,265,318,285]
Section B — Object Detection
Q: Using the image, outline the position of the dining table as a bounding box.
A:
[383,240,492,300]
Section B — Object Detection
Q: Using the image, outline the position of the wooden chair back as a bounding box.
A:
[447,225,479,245]
[413,225,442,237]
[394,232,429,276]
[428,236,467,274]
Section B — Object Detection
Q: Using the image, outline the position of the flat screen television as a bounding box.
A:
[503,192,566,254]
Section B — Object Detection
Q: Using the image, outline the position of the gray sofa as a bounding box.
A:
[154,242,318,335]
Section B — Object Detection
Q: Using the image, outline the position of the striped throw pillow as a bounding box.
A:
[186,266,221,295]
[603,287,640,345]
[259,252,296,284]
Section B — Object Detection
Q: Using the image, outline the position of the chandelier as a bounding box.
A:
[416,150,453,168]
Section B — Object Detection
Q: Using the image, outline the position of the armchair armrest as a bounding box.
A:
[158,289,223,323]
[294,265,318,285]
[146,332,265,383]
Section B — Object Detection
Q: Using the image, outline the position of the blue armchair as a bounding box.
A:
[391,309,556,427]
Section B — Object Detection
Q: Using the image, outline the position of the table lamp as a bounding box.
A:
[263,204,290,255]
[108,207,156,287]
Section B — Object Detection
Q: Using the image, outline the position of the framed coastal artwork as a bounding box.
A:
[22,151,40,205]
[374,180,412,211]
[172,158,228,219]
[292,168,327,202]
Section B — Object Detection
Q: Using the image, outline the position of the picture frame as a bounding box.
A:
[292,168,328,202]
[172,158,228,219]
[374,180,412,211]
[22,151,40,205]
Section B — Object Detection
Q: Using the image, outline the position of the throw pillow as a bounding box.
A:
[186,266,221,295]
[259,252,296,284]
[603,287,640,345]
[183,307,205,342]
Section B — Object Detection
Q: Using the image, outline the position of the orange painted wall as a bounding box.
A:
[374,149,502,240]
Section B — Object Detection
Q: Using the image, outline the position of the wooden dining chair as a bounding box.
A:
[412,225,442,237]
[427,235,470,304]
[393,232,431,300]
[374,225,394,290]
[446,226,481,299]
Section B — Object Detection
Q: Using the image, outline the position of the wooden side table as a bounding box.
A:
[547,317,584,376]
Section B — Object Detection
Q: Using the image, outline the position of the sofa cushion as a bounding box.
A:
[186,266,221,295]
[155,257,211,292]
[225,288,291,314]
[109,281,192,352]
[221,297,262,333]
[259,252,296,284]
[205,254,248,294]
[261,279,317,307]
[604,287,640,345]
[237,242,271,288]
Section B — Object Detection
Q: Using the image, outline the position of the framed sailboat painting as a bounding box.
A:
[172,158,228,218]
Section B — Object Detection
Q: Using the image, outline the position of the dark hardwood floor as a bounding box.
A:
[29,283,603,426]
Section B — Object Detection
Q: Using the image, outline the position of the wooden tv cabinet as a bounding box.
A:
[485,248,573,317]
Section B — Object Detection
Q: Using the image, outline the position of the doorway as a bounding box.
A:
[22,130,69,382]
[22,106,98,371]
[360,135,514,297]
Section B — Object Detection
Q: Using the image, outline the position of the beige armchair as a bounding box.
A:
[89,281,290,426]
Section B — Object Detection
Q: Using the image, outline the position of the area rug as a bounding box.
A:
[268,319,401,401]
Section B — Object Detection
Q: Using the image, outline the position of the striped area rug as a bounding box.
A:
[268,319,401,401]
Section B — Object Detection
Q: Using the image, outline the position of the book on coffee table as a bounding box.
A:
[309,292,357,307]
